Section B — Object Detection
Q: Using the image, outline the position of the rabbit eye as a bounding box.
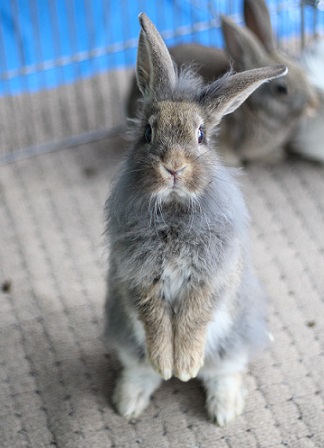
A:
[197,126,204,144]
[276,82,288,95]
[144,124,152,143]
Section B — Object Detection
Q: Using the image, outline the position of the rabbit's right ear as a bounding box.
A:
[244,0,275,53]
[136,13,176,98]
[136,30,151,97]
[221,16,267,71]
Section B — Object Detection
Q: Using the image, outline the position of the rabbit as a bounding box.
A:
[216,0,318,165]
[104,12,287,425]
[126,0,317,165]
[289,38,324,163]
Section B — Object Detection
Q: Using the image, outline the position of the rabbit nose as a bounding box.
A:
[163,165,187,178]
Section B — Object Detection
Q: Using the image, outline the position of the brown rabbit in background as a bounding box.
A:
[126,0,316,165]
[105,12,287,425]
[217,0,317,164]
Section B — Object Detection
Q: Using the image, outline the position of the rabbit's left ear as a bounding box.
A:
[199,65,288,125]
[136,13,176,98]
[244,0,275,53]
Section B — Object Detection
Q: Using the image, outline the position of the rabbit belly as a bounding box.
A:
[160,260,192,310]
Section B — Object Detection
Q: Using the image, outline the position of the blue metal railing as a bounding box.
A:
[0,0,323,97]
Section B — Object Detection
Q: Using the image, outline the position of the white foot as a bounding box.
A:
[112,365,162,419]
[202,373,246,426]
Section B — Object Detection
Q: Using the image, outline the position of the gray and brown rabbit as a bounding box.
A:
[104,12,287,425]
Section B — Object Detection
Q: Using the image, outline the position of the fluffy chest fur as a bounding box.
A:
[111,212,241,317]
[115,221,218,282]
[160,257,190,304]
[108,168,248,303]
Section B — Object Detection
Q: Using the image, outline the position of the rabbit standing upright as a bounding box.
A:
[104,13,287,426]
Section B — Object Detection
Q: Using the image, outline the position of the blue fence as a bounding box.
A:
[0,0,323,97]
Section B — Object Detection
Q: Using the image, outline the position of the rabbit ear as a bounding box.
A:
[136,30,151,96]
[199,65,288,124]
[244,0,275,53]
[136,13,176,97]
[221,16,267,71]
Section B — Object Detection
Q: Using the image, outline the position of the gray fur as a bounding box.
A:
[104,12,285,423]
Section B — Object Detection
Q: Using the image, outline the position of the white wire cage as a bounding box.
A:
[0,0,323,165]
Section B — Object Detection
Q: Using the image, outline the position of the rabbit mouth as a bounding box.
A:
[163,178,186,194]
[153,160,207,203]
